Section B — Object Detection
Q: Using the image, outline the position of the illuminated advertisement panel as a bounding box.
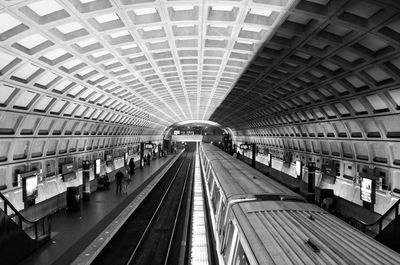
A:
[240,144,251,150]
[23,174,38,202]
[360,177,375,203]
[145,143,154,149]
[266,153,271,167]
[95,159,101,176]
[296,161,302,177]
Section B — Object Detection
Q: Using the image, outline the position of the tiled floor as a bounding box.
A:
[18,155,174,265]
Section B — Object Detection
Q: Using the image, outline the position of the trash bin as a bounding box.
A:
[66,186,81,210]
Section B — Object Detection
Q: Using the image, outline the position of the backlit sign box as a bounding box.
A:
[296,161,302,177]
[95,159,101,176]
[145,143,155,149]
[266,153,271,167]
[360,177,376,204]
[23,174,38,202]
[240,144,252,150]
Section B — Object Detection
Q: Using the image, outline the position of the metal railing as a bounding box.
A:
[349,199,400,236]
[0,192,52,242]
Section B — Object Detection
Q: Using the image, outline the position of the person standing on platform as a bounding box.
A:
[128,158,135,175]
[122,169,130,194]
[147,153,151,165]
[115,170,124,193]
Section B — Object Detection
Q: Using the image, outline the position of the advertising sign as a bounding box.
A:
[23,174,38,202]
[266,153,271,167]
[240,144,252,150]
[296,161,302,177]
[361,177,375,203]
[145,143,155,149]
[95,159,101,176]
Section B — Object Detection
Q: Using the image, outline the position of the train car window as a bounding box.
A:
[218,201,227,237]
[223,222,236,264]
[214,191,221,214]
[205,166,211,181]
[233,242,249,265]
[211,184,220,213]
[208,171,214,191]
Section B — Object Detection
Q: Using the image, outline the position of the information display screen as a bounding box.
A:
[296,161,302,177]
[95,159,101,176]
[361,177,375,203]
[266,154,271,167]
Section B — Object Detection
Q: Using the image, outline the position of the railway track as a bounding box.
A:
[92,144,195,265]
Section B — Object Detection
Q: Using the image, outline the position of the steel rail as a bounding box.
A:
[125,152,189,265]
[163,156,194,265]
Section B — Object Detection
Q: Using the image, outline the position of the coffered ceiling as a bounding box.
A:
[0,0,295,133]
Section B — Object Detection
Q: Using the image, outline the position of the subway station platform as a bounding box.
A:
[18,155,175,265]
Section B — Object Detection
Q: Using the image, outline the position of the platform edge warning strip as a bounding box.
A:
[190,151,209,265]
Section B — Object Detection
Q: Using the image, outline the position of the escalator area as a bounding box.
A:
[0,192,52,264]
[350,199,400,253]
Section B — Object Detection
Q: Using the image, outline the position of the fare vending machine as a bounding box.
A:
[82,160,91,201]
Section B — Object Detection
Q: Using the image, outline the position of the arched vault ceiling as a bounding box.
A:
[0,0,296,134]
[211,0,400,132]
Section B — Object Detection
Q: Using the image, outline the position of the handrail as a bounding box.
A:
[0,191,52,242]
[349,199,400,235]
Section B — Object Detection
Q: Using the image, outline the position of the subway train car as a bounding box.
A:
[199,143,400,265]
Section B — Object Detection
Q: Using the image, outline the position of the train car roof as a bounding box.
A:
[202,145,303,201]
[232,201,400,265]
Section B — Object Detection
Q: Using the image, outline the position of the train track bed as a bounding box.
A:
[91,144,195,265]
